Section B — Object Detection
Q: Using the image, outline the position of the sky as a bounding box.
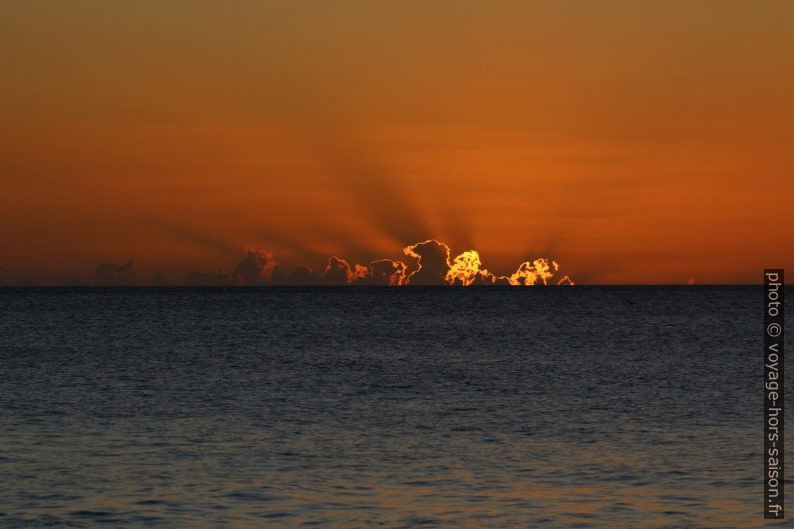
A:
[1,1,792,284]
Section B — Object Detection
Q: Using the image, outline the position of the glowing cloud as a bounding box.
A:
[400,239,574,286]
[445,249,493,286]
[403,239,452,285]
[508,258,558,286]
[184,240,573,286]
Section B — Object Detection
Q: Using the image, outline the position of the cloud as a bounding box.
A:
[401,239,574,286]
[557,275,575,285]
[148,273,168,286]
[445,249,493,285]
[508,258,559,285]
[185,268,229,286]
[403,239,452,285]
[231,249,278,285]
[322,256,354,285]
[363,259,408,285]
[250,226,330,265]
[83,240,573,287]
[321,256,370,285]
[312,256,409,285]
[95,259,135,285]
[285,265,316,285]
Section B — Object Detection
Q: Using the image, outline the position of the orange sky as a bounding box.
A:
[1,1,792,284]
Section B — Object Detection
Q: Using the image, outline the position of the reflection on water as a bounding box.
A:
[0,287,780,527]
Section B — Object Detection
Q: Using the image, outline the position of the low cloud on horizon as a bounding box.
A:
[0,240,574,287]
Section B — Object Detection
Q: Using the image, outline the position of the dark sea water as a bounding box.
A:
[0,286,787,528]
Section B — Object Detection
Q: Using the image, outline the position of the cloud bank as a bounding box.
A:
[78,239,573,287]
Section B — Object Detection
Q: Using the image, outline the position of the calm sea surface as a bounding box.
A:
[0,286,786,528]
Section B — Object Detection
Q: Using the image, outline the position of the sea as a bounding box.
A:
[0,286,787,528]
